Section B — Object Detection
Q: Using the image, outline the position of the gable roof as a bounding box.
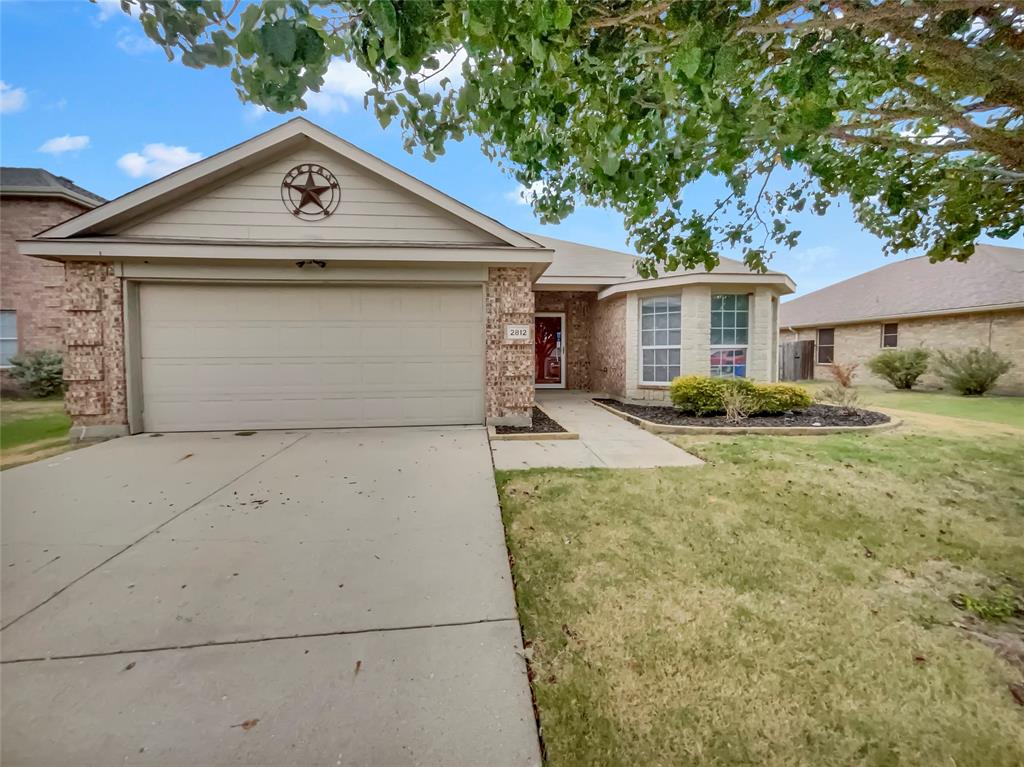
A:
[0,167,105,207]
[780,243,1024,328]
[37,118,540,249]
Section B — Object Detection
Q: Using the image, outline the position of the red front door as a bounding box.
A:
[535,315,563,386]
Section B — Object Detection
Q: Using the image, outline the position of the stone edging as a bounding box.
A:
[487,405,580,441]
[591,399,902,436]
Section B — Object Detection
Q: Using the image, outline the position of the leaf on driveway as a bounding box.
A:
[123,661,136,671]
[354,660,362,675]
[231,719,259,731]
[177,453,194,462]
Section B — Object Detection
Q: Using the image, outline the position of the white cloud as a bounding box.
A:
[506,181,547,206]
[788,245,838,274]
[1,81,27,114]
[117,143,202,179]
[305,50,467,115]
[38,135,91,155]
[116,28,156,55]
[306,59,374,114]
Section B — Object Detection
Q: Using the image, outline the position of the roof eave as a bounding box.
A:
[0,187,102,209]
[781,300,1024,328]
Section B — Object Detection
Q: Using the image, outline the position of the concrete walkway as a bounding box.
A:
[1,427,540,767]
[490,391,703,470]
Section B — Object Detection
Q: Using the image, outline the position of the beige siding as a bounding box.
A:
[783,309,1024,394]
[122,144,504,245]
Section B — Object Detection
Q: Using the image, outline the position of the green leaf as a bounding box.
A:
[553,2,572,30]
[367,0,398,37]
[600,152,621,176]
[259,20,297,64]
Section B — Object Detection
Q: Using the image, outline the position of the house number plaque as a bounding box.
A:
[505,324,532,343]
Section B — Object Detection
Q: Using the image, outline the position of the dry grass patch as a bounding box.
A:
[498,426,1024,767]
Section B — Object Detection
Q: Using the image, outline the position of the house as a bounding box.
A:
[18,118,794,438]
[0,168,105,375]
[779,244,1024,394]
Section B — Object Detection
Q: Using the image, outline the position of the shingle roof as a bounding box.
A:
[780,243,1024,328]
[0,167,105,206]
[529,231,786,285]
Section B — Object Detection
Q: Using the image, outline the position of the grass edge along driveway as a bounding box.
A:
[0,397,72,470]
[498,418,1024,767]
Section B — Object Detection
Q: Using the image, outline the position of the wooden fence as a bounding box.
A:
[778,340,815,381]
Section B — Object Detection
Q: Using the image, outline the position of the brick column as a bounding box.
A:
[63,262,128,438]
[485,267,534,426]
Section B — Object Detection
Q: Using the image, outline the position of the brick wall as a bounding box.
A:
[485,267,534,425]
[1,197,90,359]
[533,290,595,390]
[63,262,127,427]
[784,308,1024,394]
[590,294,626,396]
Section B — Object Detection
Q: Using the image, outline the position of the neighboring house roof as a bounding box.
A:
[531,231,795,294]
[780,243,1024,328]
[34,118,540,250]
[0,167,105,208]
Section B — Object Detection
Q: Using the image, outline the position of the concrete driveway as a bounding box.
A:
[1,427,540,766]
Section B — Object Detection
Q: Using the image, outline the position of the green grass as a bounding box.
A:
[800,381,1024,429]
[1,397,71,465]
[498,423,1024,767]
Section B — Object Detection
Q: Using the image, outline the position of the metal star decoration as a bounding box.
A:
[280,164,341,220]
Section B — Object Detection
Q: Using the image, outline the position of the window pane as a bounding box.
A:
[736,329,748,345]
[0,339,17,366]
[655,313,667,329]
[641,300,655,315]
[641,330,655,347]
[0,311,16,338]
[668,329,681,346]
[641,314,654,330]
[668,312,681,329]
[656,349,668,365]
[818,346,834,364]
[710,328,722,345]
[735,295,749,311]
[818,328,834,345]
[668,348,680,365]
[643,366,656,382]
[735,311,748,329]
[656,366,669,382]
[665,297,681,310]
[711,295,723,310]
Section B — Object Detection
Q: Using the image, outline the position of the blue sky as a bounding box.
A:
[2,1,1020,298]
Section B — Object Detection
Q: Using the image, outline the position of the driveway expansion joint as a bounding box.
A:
[0,616,522,664]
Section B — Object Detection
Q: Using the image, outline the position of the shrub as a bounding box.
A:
[828,360,859,388]
[7,350,64,398]
[722,386,754,423]
[815,383,861,412]
[932,347,1013,395]
[670,376,811,417]
[753,383,813,414]
[868,348,930,390]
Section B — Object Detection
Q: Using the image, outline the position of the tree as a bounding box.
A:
[116,0,1024,276]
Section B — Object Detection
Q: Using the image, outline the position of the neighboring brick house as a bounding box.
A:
[1,168,104,379]
[18,118,793,438]
[780,244,1024,394]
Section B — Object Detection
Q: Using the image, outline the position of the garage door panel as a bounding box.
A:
[139,284,484,431]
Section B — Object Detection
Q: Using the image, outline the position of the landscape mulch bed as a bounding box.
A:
[494,406,569,435]
[594,399,891,428]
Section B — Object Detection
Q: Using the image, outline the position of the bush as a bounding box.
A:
[7,350,64,398]
[932,347,1013,395]
[868,348,930,390]
[815,383,861,412]
[670,376,811,417]
[828,360,859,388]
[753,383,813,414]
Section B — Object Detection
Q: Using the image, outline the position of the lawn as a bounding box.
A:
[498,415,1024,766]
[800,381,1024,429]
[0,397,72,469]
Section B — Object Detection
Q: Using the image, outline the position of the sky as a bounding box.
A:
[2,1,1021,299]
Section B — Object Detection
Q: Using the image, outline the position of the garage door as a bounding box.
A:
[138,283,485,431]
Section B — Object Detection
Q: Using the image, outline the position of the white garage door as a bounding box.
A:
[139,283,485,431]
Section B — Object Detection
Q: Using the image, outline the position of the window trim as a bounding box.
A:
[638,294,682,386]
[709,293,750,378]
[880,322,898,348]
[0,309,17,369]
[816,327,835,364]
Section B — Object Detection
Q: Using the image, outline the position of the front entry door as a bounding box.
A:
[535,313,565,388]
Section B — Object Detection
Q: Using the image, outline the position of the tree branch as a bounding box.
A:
[586,1,673,30]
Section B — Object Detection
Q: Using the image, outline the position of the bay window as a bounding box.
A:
[640,296,681,384]
[710,294,748,377]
